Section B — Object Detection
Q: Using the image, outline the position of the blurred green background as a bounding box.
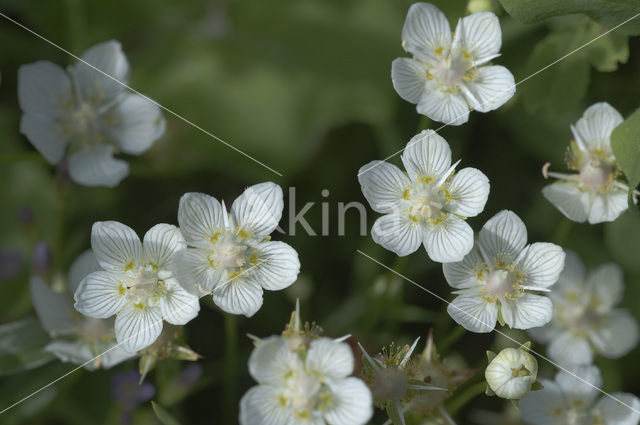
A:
[1,0,640,424]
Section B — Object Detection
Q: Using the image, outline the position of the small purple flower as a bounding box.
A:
[0,250,22,280]
[31,242,51,275]
[110,370,155,409]
[177,363,203,388]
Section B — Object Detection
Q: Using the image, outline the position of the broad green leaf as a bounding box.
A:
[604,212,640,274]
[611,107,640,210]
[583,19,629,71]
[0,318,55,376]
[152,401,182,425]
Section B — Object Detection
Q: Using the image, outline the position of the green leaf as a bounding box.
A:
[604,212,640,273]
[151,401,182,425]
[611,107,640,210]
[583,19,629,71]
[498,0,640,35]
[0,318,55,376]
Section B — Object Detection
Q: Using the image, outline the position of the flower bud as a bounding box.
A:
[485,346,538,400]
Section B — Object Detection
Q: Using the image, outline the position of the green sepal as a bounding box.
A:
[485,384,495,397]
[139,354,157,384]
[486,350,496,363]
[519,341,532,352]
[531,381,545,391]
[497,305,505,327]
[511,399,520,409]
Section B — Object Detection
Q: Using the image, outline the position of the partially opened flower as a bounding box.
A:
[392,3,515,125]
[443,210,565,332]
[18,40,165,187]
[528,251,639,366]
[542,102,635,223]
[520,365,640,425]
[485,345,538,400]
[74,222,200,353]
[358,130,490,262]
[172,182,300,317]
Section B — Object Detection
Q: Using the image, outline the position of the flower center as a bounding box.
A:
[67,102,102,144]
[429,49,474,93]
[579,158,612,188]
[78,317,113,343]
[408,182,443,220]
[123,268,164,304]
[373,367,409,401]
[485,270,512,296]
[214,238,248,269]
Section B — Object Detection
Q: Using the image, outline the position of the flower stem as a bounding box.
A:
[446,381,487,416]
[223,313,238,424]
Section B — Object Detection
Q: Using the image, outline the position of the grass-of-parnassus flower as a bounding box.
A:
[485,343,539,401]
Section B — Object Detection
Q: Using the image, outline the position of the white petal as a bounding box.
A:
[586,263,624,312]
[423,214,474,263]
[555,250,586,295]
[323,378,373,425]
[401,130,452,182]
[99,342,135,369]
[555,365,601,406]
[587,188,628,224]
[67,144,129,187]
[30,276,76,335]
[178,192,226,244]
[212,276,264,317]
[104,93,165,155]
[590,309,639,359]
[158,278,200,325]
[548,331,593,366]
[74,40,129,106]
[401,3,451,63]
[91,221,142,272]
[358,161,410,213]
[18,61,72,117]
[501,293,553,330]
[447,290,497,333]
[478,210,527,265]
[142,224,186,270]
[306,338,354,380]
[444,167,490,217]
[44,340,93,366]
[519,379,566,425]
[454,12,502,61]
[74,271,127,319]
[371,213,423,257]
[68,250,101,294]
[391,58,428,104]
[542,182,591,223]
[594,392,640,425]
[240,385,295,425]
[443,246,484,289]
[462,65,515,112]
[231,182,284,237]
[247,241,300,291]
[172,248,222,295]
[248,336,302,384]
[574,102,623,153]
[115,304,163,353]
[19,113,69,164]
[417,86,470,125]
[516,242,565,289]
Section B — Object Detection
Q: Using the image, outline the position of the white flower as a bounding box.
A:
[528,251,639,366]
[240,337,372,425]
[30,250,133,369]
[391,2,515,125]
[74,222,200,353]
[358,130,490,262]
[485,346,538,400]
[520,365,640,425]
[18,40,165,187]
[542,102,635,224]
[443,210,565,332]
[172,182,300,317]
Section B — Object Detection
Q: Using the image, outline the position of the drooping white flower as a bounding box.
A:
[542,102,635,224]
[443,210,565,333]
[18,40,165,187]
[485,346,538,400]
[30,250,133,369]
[172,182,300,317]
[74,222,200,353]
[520,365,640,425]
[528,251,639,366]
[358,130,490,262]
[391,3,515,125]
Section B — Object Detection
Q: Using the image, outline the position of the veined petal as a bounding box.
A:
[444,167,490,217]
[178,192,226,244]
[371,213,423,257]
[443,246,484,289]
[172,248,222,295]
[18,61,72,118]
[158,278,200,325]
[74,271,127,319]
[519,379,566,425]
[454,12,502,62]
[240,385,295,425]
[548,331,593,366]
[306,338,354,380]
[68,250,101,294]
[391,58,428,104]
[478,210,527,265]
[115,304,163,353]
[91,221,142,272]
[19,114,69,164]
[104,93,165,155]
[590,309,639,359]
[67,144,129,187]
[30,276,76,335]
[574,102,623,153]
[555,365,601,407]
[423,214,474,263]
[594,392,640,425]
[358,161,410,213]
[586,263,624,312]
[401,3,451,63]
[516,242,565,289]
[542,182,591,223]
[248,336,302,384]
[587,188,628,224]
[74,40,129,106]
[212,277,264,317]
[447,290,497,333]
[501,293,553,330]
[247,241,300,291]
[323,378,373,425]
[417,87,470,126]
[462,65,515,113]
[401,130,452,182]
[231,182,284,237]
[143,224,186,270]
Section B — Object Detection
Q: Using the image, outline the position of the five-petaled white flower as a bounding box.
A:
[74,222,200,353]
[443,210,565,332]
[172,182,300,317]
[358,130,490,263]
[18,40,165,187]
[31,250,133,369]
[520,365,640,425]
[528,251,639,366]
[542,102,635,224]
[391,2,515,125]
[485,346,538,400]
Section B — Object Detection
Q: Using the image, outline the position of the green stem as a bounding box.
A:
[446,381,487,416]
[223,313,238,424]
[552,218,573,247]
